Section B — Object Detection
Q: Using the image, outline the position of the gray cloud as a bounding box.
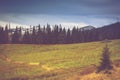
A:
[0,0,120,16]
[0,0,120,28]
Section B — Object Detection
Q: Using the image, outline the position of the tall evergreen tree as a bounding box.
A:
[58,27,66,44]
[52,25,59,44]
[22,29,31,44]
[12,27,20,43]
[31,26,37,44]
[4,25,9,43]
[71,27,79,43]
[36,25,43,44]
[0,27,4,43]
[77,29,83,43]
[46,24,52,44]
[66,28,71,44]
[42,26,47,44]
[18,27,22,43]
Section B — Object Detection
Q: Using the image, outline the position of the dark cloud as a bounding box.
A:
[0,0,120,16]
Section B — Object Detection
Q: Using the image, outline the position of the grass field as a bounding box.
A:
[0,39,120,80]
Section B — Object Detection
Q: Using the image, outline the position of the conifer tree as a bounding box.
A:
[22,29,31,44]
[18,27,22,43]
[52,25,59,44]
[31,26,37,44]
[66,28,71,44]
[0,27,4,43]
[4,25,9,43]
[12,27,20,43]
[36,25,43,44]
[58,27,66,44]
[97,44,113,73]
[46,24,52,44]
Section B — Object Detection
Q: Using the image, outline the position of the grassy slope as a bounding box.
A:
[67,66,120,80]
[0,39,120,80]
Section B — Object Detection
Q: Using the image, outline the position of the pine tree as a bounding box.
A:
[31,26,37,44]
[4,25,9,43]
[36,25,43,44]
[58,27,66,44]
[12,27,20,43]
[71,27,78,43]
[66,28,71,44]
[18,27,22,43]
[0,27,4,43]
[46,24,52,44]
[97,44,113,73]
[22,29,31,44]
[52,25,59,44]
[42,26,47,44]
[78,29,83,43]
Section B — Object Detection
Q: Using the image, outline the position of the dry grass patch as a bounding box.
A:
[41,65,54,71]
[28,62,40,66]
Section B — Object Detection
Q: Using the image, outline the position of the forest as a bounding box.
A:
[0,22,120,44]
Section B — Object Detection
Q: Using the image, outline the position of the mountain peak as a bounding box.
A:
[81,25,95,30]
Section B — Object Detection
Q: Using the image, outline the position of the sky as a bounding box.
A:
[0,0,120,28]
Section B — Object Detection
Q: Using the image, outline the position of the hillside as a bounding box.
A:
[0,39,120,80]
[97,22,120,40]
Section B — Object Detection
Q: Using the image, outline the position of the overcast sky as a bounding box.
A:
[0,0,120,28]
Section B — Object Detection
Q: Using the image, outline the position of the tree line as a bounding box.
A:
[0,22,120,44]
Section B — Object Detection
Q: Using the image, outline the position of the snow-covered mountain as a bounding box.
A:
[80,25,95,30]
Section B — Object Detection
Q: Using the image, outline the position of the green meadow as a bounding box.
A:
[0,39,120,80]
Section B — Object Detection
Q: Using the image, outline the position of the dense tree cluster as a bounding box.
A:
[0,22,120,44]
